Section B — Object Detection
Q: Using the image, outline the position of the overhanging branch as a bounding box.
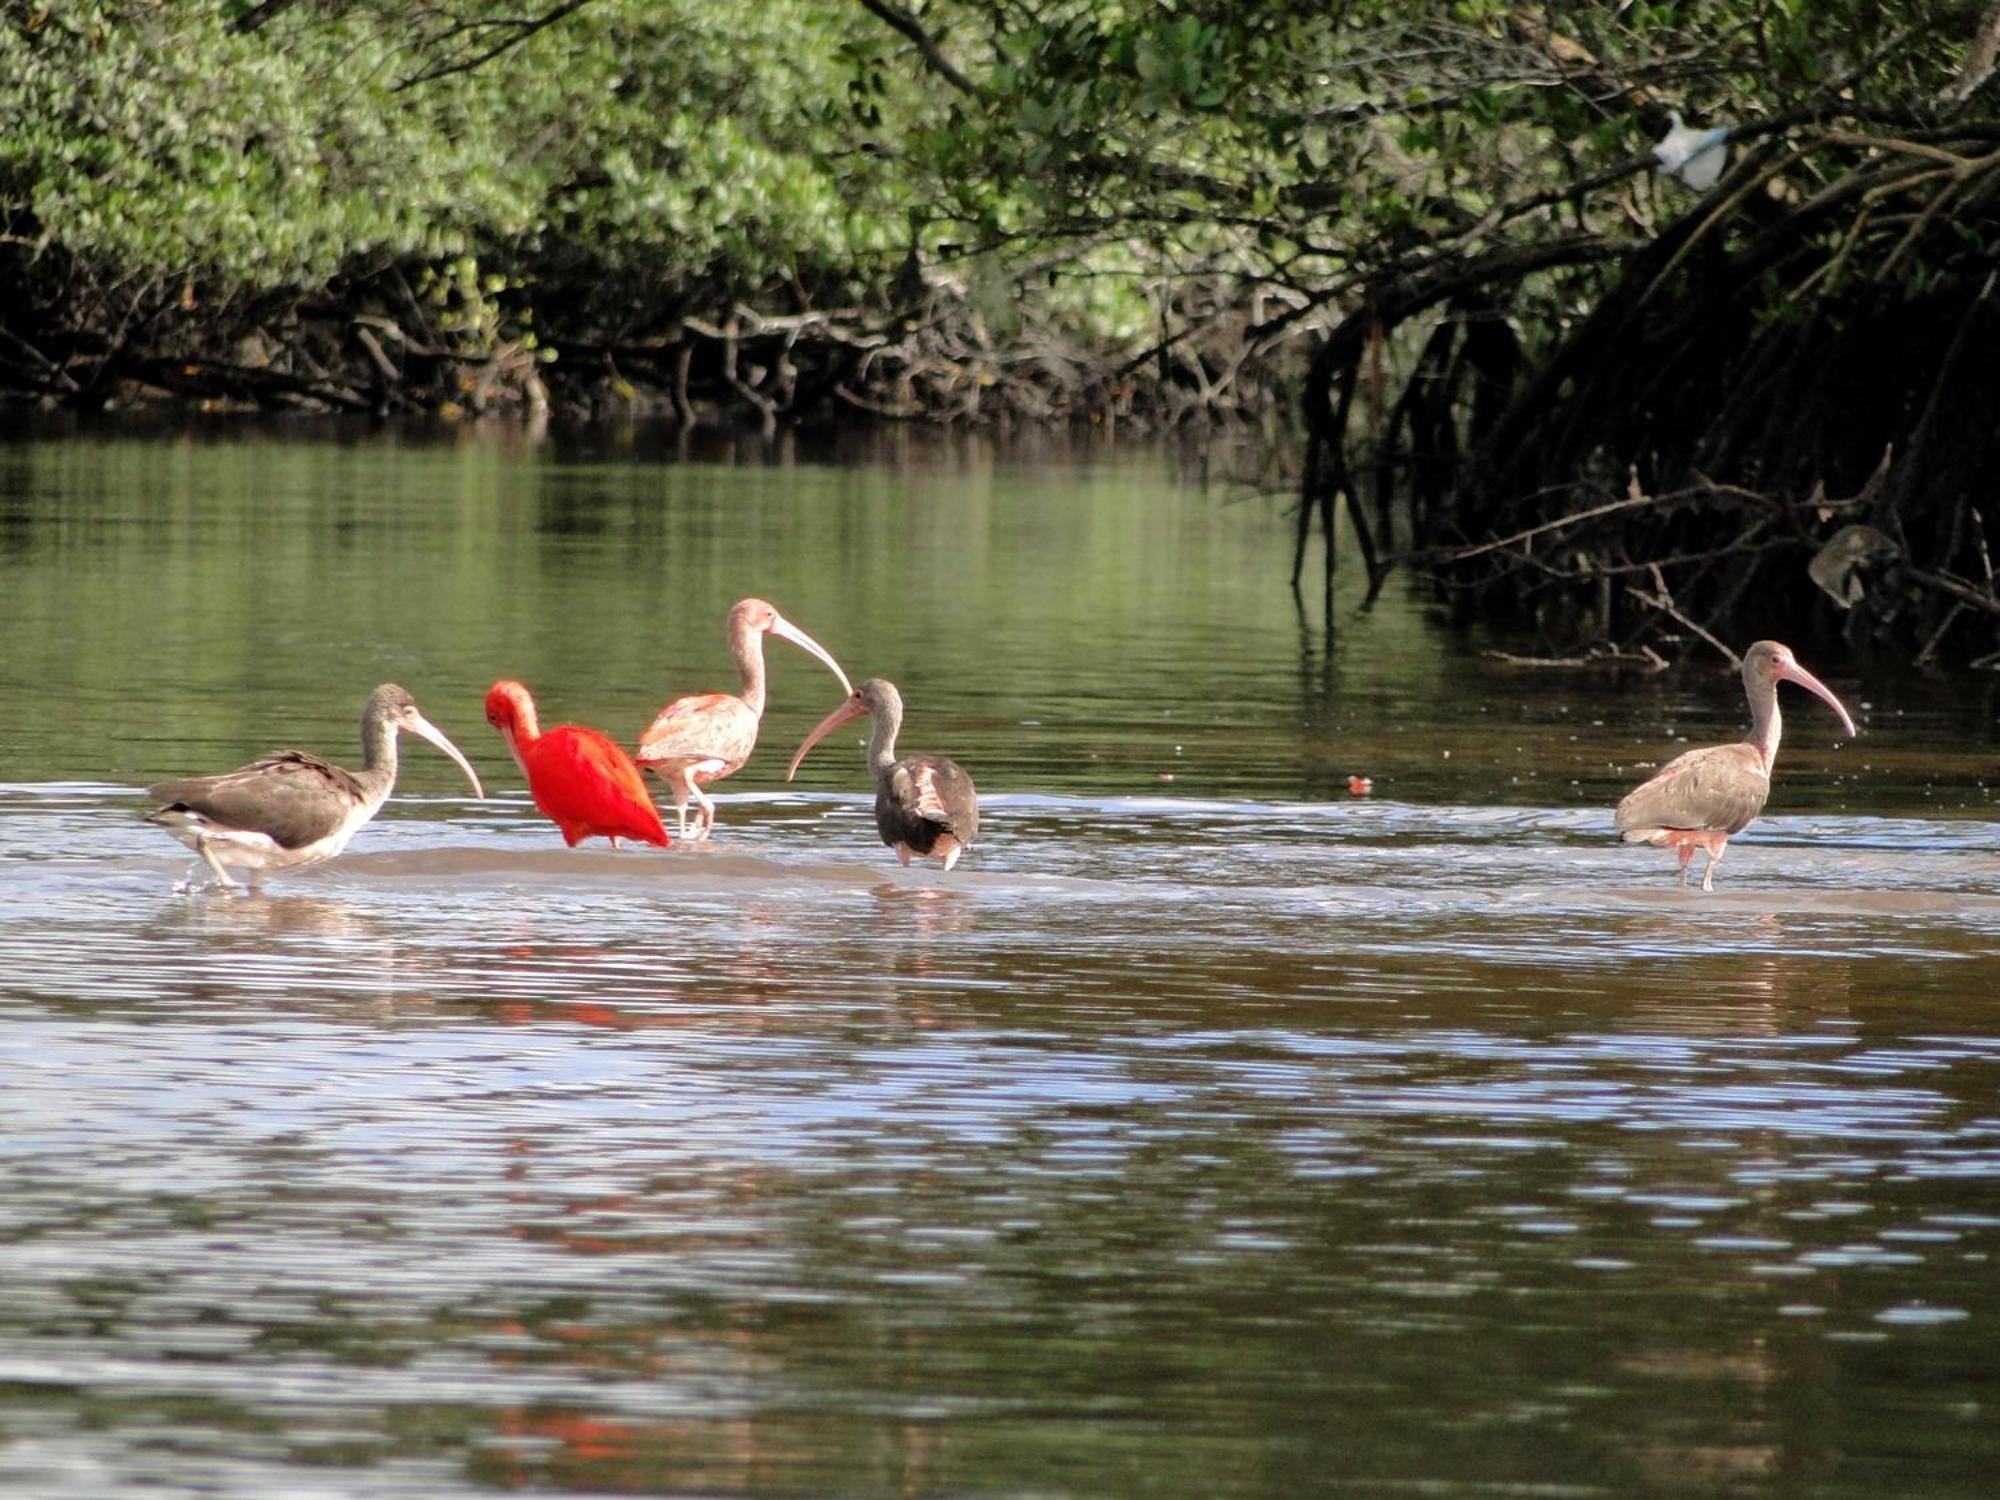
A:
[855,0,980,97]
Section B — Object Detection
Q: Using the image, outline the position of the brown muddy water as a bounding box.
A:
[0,422,1997,1498]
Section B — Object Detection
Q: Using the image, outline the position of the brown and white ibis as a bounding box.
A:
[146,683,485,892]
[484,680,670,849]
[636,598,851,840]
[787,677,978,870]
[1615,640,1857,890]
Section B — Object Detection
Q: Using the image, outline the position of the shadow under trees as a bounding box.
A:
[1277,31,2000,665]
[858,0,2000,665]
[1309,115,2000,669]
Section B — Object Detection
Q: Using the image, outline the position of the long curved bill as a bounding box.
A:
[770,616,854,697]
[1777,661,1858,740]
[409,714,487,799]
[786,695,867,782]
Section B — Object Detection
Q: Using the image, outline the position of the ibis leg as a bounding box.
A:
[197,840,243,893]
[667,773,711,840]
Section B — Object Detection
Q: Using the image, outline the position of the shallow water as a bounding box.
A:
[1,423,1997,1498]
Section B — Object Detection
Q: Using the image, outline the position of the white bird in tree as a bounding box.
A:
[1653,109,1732,191]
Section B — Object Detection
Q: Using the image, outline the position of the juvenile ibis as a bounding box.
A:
[1616,640,1856,891]
[146,683,484,893]
[484,680,669,848]
[637,598,851,840]
[787,677,978,870]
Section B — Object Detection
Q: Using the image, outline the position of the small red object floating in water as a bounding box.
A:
[1348,776,1373,796]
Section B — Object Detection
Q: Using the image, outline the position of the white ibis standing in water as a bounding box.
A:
[484,680,670,848]
[787,678,979,870]
[636,598,851,840]
[1616,640,1856,891]
[145,684,484,892]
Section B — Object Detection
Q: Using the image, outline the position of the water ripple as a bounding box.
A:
[3,787,1999,1498]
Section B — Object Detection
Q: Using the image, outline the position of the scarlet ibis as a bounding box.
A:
[1616,640,1856,890]
[787,678,979,870]
[1653,108,1732,190]
[484,680,670,849]
[636,598,851,840]
[146,683,484,893]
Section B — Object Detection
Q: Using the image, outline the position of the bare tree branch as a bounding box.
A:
[395,1,597,91]
[231,0,304,36]
[854,0,980,97]
[1946,0,2000,107]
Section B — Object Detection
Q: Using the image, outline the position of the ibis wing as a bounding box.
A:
[147,751,364,850]
[887,757,978,844]
[637,694,756,768]
[535,728,668,844]
[1615,744,1769,837]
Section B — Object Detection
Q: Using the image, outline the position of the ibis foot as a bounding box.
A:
[175,865,245,897]
[184,841,246,894]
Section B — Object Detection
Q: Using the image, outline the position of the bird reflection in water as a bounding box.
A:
[474,901,827,1030]
[858,882,979,1028]
[141,893,427,1016]
[1625,945,1857,1040]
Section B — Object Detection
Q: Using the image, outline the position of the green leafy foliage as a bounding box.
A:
[0,1,925,294]
[3,0,1997,408]
[890,0,2000,316]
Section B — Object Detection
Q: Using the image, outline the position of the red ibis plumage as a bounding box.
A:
[484,680,669,849]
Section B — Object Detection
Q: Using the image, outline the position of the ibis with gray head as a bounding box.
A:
[637,597,852,840]
[787,677,978,870]
[1615,641,1856,891]
[146,683,484,892]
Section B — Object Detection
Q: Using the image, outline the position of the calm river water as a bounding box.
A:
[1,421,1997,1498]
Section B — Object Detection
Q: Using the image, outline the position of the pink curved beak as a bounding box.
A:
[770,616,853,698]
[405,712,487,798]
[786,694,866,782]
[1777,660,1858,740]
